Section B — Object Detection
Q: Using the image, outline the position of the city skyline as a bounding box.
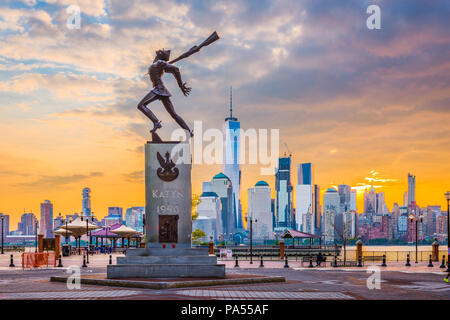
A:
[2,168,447,228]
[0,0,449,227]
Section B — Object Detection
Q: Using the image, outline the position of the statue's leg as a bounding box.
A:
[161,97,193,137]
[137,91,162,130]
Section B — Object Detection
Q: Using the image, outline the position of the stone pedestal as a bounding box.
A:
[432,239,439,261]
[107,141,225,279]
[355,238,363,260]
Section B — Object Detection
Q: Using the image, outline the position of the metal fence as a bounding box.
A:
[339,249,448,262]
[215,245,341,261]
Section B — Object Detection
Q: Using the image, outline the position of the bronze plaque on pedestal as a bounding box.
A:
[159,215,178,243]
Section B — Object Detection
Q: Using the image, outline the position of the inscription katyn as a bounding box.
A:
[152,189,184,199]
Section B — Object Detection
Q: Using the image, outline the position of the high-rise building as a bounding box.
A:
[274,156,294,231]
[296,163,314,233]
[0,213,9,237]
[392,203,400,238]
[108,207,123,221]
[323,188,339,243]
[82,187,92,216]
[323,187,340,213]
[205,173,235,236]
[248,181,273,241]
[436,212,448,236]
[397,206,409,239]
[426,205,440,236]
[18,213,38,235]
[125,207,145,233]
[297,163,312,185]
[194,192,222,241]
[403,192,407,207]
[408,173,415,206]
[53,213,64,230]
[222,87,242,231]
[323,209,335,243]
[363,182,377,221]
[344,210,357,239]
[40,200,53,238]
[314,184,321,233]
[338,184,351,213]
[376,192,388,215]
[350,189,357,212]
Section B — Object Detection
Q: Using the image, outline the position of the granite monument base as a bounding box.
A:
[107,248,225,279]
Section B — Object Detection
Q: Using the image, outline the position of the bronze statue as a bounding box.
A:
[137,31,220,139]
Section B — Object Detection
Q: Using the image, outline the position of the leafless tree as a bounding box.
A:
[332,220,348,265]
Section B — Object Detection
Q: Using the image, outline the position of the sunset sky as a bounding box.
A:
[0,0,449,228]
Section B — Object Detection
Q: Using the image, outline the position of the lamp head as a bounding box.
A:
[445,191,450,201]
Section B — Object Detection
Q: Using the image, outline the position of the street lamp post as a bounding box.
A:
[445,191,450,272]
[409,213,423,263]
[105,225,109,255]
[35,220,38,253]
[1,215,4,254]
[245,217,257,264]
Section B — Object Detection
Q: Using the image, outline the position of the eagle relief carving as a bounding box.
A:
[156,151,179,182]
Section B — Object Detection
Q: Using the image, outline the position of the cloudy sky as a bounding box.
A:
[0,0,449,227]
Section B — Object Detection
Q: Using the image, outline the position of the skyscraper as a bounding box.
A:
[363,182,377,221]
[125,207,145,233]
[82,187,91,216]
[222,87,242,231]
[274,156,294,231]
[323,187,340,213]
[205,173,235,235]
[248,181,273,241]
[40,200,53,238]
[296,163,314,233]
[108,207,123,221]
[408,173,415,206]
[314,184,321,233]
[350,189,357,212]
[53,213,64,230]
[338,184,351,213]
[376,192,388,215]
[323,187,340,243]
[195,191,222,241]
[0,213,9,237]
[19,213,38,235]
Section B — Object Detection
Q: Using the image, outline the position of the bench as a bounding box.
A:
[300,255,327,267]
[334,260,359,267]
[363,255,384,262]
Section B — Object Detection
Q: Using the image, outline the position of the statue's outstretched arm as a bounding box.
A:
[165,64,191,96]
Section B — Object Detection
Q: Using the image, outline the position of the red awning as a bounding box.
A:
[281,229,321,239]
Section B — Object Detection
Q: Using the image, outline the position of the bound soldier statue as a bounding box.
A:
[137,32,219,139]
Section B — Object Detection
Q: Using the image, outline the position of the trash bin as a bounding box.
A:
[62,244,71,257]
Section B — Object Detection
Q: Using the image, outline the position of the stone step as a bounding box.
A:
[125,247,210,257]
[107,263,226,279]
[117,255,218,265]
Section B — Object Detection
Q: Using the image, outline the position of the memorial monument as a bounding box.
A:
[107,31,225,278]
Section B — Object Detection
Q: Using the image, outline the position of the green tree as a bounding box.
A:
[192,194,201,222]
[192,228,206,244]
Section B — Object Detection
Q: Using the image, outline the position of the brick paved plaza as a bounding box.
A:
[0,252,449,300]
